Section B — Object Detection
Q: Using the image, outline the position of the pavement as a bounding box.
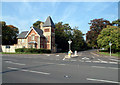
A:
[1,49,120,83]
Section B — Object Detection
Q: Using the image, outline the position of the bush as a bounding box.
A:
[15,48,51,53]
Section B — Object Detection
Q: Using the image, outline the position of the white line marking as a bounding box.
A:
[46,63,54,64]
[90,52,99,56]
[82,57,89,60]
[91,66,106,68]
[5,61,26,65]
[109,59,119,62]
[109,62,118,64]
[85,61,92,62]
[87,78,120,83]
[8,67,18,70]
[56,55,59,56]
[92,61,100,63]
[58,64,66,66]
[91,66,119,69]
[71,60,77,61]
[8,67,50,75]
[100,61,108,63]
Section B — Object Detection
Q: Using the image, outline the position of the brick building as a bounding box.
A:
[16,16,56,52]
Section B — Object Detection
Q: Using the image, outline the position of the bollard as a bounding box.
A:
[75,51,77,56]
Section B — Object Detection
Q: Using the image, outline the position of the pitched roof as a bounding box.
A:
[33,27,45,37]
[25,26,45,37]
[17,31,28,39]
[43,16,55,28]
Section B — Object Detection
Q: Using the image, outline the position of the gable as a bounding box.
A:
[28,29,39,37]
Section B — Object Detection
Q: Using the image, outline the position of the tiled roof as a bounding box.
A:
[33,27,45,37]
[43,16,55,27]
[17,31,28,39]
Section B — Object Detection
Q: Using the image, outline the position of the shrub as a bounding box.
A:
[15,48,51,53]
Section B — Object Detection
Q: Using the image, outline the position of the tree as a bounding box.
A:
[97,25,120,52]
[1,21,19,45]
[86,18,111,48]
[55,22,72,52]
[55,22,87,52]
[33,21,42,28]
[72,27,87,51]
[112,19,120,28]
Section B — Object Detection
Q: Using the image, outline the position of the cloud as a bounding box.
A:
[60,4,78,21]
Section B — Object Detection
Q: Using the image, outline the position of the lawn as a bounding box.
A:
[98,52,120,58]
[1,52,51,54]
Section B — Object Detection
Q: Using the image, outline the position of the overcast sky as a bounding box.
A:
[1,2,118,39]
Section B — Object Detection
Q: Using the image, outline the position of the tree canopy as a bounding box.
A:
[1,21,19,45]
[86,18,111,48]
[33,21,42,28]
[97,25,120,52]
[55,22,87,52]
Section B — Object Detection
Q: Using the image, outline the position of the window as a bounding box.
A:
[31,35,35,40]
[44,29,49,32]
[22,39,24,43]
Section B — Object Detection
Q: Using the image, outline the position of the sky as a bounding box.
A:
[1,1,118,40]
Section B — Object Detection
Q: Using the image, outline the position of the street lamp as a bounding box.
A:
[109,42,112,56]
[68,39,72,51]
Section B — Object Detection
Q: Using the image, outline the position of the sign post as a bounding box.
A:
[68,39,72,51]
[109,42,112,56]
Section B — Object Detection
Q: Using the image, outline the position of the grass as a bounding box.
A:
[1,52,51,54]
[98,52,120,57]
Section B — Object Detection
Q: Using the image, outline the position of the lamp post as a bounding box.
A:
[109,42,112,56]
[68,39,72,51]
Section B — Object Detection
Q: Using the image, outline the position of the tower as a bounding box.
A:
[42,16,55,52]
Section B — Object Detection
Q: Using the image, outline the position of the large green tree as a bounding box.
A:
[86,18,111,48]
[55,22,87,52]
[1,21,19,45]
[71,27,87,51]
[97,25,120,52]
[55,22,72,52]
[33,21,42,28]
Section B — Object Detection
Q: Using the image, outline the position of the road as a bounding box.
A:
[1,50,120,84]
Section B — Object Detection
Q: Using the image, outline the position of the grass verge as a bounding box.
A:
[98,52,120,58]
[2,52,51,54]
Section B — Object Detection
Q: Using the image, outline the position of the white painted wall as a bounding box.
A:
[2,45,15,53]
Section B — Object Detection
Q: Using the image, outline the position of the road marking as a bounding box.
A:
[109,59,119,62]
[91,66,105,68]
[90,52,99,56]
[8,67,18,70]
[91,66,119,69]
[56,55,59,56]
[109,62,118,64]
[82,57,89,60]
[8,67,50,75]
[100,61,108,63]
[92,61,100,63]
[58,64,66,66]
[46,63,54,64]
[85,61,92,62]
[5,61,26,65]
[71,60,77,61]
[46,55,50,56]
[86,78,120,83]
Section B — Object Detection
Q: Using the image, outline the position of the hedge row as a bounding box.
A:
[15,48,51,53]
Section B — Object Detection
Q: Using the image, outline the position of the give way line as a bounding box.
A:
[7,67,50,75]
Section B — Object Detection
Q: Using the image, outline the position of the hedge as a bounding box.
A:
[15,48,51,53]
